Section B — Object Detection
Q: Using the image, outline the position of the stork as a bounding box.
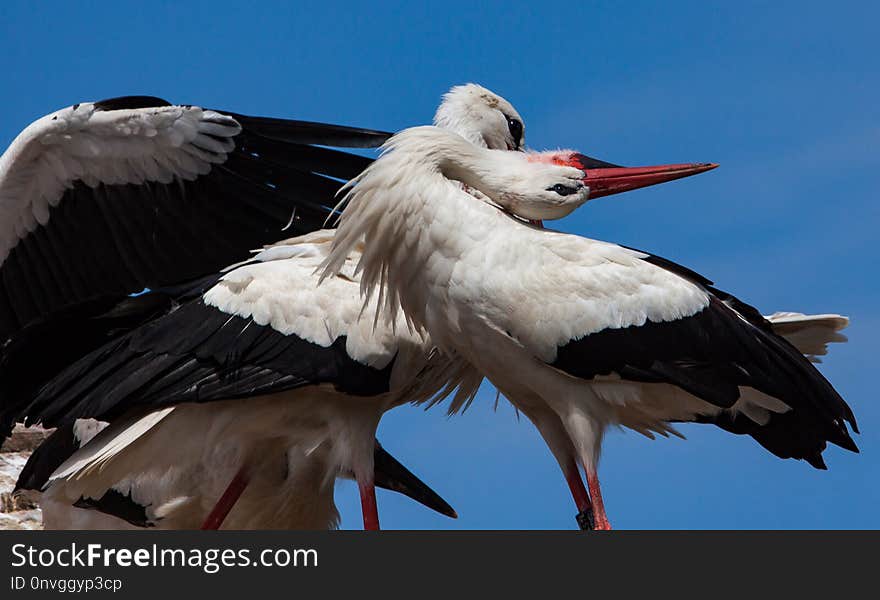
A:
[15,417,456,529]
[323,124,859,530]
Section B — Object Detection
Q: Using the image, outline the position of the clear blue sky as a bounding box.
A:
[1,1,877,529]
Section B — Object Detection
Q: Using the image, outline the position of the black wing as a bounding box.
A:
[552,250,858,468]
[0,95,391,336]
[6,295,394,433]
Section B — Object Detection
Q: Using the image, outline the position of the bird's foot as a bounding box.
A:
[576,509,595,531]
[593,515,612,530]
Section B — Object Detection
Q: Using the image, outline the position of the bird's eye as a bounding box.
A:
[506,117,523,148]
[548,184,579,196]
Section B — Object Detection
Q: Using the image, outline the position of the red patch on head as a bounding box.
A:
[526,151,577,166]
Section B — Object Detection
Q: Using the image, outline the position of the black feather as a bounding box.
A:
[0,106,392,338]
[552,251,858,468]
[93,96,173,111]
[14,424,78,493]
[74,489,154,528]
[13,298,395,430]
[0,278,218,438]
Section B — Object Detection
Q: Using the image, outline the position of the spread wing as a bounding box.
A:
[0,95,390,335]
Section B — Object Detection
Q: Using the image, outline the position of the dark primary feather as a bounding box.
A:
[11,296,395,432]
[552,250,858,468]
[0,96,391,337]
[0,278,217,439]
[227,112,391,149]
[14,424,78,493]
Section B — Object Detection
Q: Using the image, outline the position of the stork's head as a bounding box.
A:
[527,151,719,219]
[434,83,525,151]
[433,84,717,222]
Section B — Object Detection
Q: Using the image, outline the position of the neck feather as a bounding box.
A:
[321,127,516,329]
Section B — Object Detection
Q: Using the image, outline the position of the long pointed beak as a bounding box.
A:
[570,153,718,199]
[372,442,458,519]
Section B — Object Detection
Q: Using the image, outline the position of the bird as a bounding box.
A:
[15,417,457,529]
[322,124,859,530]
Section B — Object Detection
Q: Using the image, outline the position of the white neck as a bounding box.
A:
[322,127,529,330]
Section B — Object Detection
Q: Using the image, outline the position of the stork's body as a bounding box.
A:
[325,126,859,529]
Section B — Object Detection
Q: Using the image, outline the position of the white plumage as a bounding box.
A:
[39,409,442,530]
[764,312,849,362]
[0,102,238,261]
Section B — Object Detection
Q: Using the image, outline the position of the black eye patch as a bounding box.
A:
[505,116,523,148]
[547,184,580,196]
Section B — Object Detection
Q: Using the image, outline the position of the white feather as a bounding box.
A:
[0,102,241,263]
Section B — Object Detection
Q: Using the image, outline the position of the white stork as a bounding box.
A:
[15,417,456,529]
[322,124,859,530]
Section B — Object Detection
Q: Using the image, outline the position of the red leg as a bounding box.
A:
[200,465,251,530]
[564,459,591,513]
[565,459,597,530]
[358,478,380,531]
[585,470,612,530]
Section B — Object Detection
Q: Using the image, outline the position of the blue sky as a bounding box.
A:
[1,1,877,529]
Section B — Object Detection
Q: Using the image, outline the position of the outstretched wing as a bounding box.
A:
[534,240,858,468]
[1,237,411,433]
[0,96,390,335]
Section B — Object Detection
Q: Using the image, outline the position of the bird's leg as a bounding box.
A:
[358,477,380,530]
[585,469,612,530]
[564,459,595,530]
[200,465,251,530]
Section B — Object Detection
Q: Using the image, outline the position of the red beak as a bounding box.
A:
[526,154,717,228]
[567,153,718,199]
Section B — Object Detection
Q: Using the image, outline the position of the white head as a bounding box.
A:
[433,83,525,151]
